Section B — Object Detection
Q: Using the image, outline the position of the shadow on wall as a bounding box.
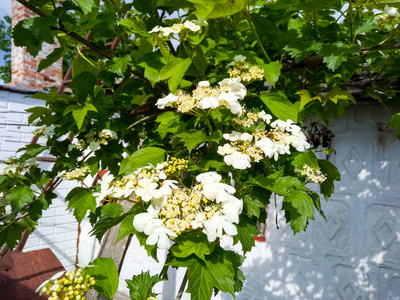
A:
[216,105,400,300]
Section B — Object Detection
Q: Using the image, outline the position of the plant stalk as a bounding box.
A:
[175,270,188,300]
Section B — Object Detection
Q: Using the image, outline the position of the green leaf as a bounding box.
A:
[66,187,97,222]
[262,60,282,87]
[126,271,165,300]
[282,190,314,234]
[388,112,400,139]
[109,55,132,76]
[251,14,280,46]
[138,53,165,87]
[38,47,66,72]
[233,215,260,254]
[101,203,124,218]
[86,257,119,299]
[155,111,186,139]
[18,144,47,162]
[72,56,100,77]
[167,247,240,299]
[253,174,306,196]
[188,0,250,21]
[116,214,135,243]
[260,92,299,122]
[120,147,166,175]
[318,159,340,200]
[296,90,322,110]
[70,71,97,101]
[26,106,50,125]
[0,223,25,249]
[119,18,151,37]
[74,0,96,14]
[176,130,207,152]
[239,186,270,218]
[325,87,356,104]
[170,231,215,261]
[159,58,192,93]
[319,42,361,71]
[63,103,98,130]
[5,186,34,213]
[292,151,319,170]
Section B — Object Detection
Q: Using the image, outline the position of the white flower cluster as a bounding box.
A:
[33,125,56,137]
[218,119,310,169]
[375,5,400,26]
[149,20,201,37]
[233,109,272,127]
[133,171,242,248]
[300,165,327,183]
[156,78,247,115]
[227,55,264,82]
[77,129,118,152]
[0,157,38,175]
[60,166,90,181]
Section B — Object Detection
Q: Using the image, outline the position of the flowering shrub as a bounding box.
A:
[3,0,400,299]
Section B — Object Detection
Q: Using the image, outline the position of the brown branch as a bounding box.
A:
[16,0,113,59]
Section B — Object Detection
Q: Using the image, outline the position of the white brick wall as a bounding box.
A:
[0,89,83,271]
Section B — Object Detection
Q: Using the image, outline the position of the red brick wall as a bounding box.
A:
[10,0,62,90]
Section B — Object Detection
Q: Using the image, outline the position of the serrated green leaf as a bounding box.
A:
[318,159,340,200]
[119,18,151,37]
[319,42,361,71]
[74,0,95,14]
[66,187,97,222]
[85,257,119,299]
[72,56,100,77]
[0,223,25,249]
[70,71,97,101]
[325,87,356,104]
[18,144,47,162]
[188,0,249,21]
[101,203,124,218]
[119,147,166,174]
[126,271,165,300]
[38,47,66,72]
[155,111,186,139]
[260,92,299,122]
[388,112,400,139]
[63,103,98,130]
[176,130,207,152]
[296,90,322,110]
[262,60,282,87]
[292,151,319,170]
[170,230,215,260]
[5,186,34,213]
[282,190,314,234]
[109,55,132,76]
[26,106,50,125]
[233,215,260,254]
[116,214,135,243]
[167,247,239,299]
[240,186,270,218]
[159,58,192,93]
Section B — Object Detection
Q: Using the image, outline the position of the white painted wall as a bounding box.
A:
[0,89,83,271]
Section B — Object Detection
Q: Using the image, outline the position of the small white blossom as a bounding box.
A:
[202,182,236,203]
[217,143,235,155]
[198,96,220,109]
[156,93,179,109]
[224,151,251,169]
[203,213,238,242]
[258,111,272,124]
[385,5,399,17]
[198,80,210,87]
[196,172,222,184]
[221,196,243,223]
[146,225,177,249]
[183,20,201,32]
[88,141,101,151]
[223,131,253,142]
[135,178,163,202]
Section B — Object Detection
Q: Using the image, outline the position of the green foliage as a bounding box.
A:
[6,1,400,299]
[126,271,165,300]
[119,147,166,174]
[0,16,11,83]
[66,187,97,222]
[85,257,119,300]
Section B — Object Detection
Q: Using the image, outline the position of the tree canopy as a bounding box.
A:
[2,0,400,299]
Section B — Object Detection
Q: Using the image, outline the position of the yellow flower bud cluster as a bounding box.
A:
[230,140,264,162]
[161,157,188,177]
[60,166,90,181]
[159,184,218,234]
[147,296,157,300]
[300,165,327,183]
[41,269,95,300]
[227,55,264,82]
[0,157,38,175]
[77,129,118,150]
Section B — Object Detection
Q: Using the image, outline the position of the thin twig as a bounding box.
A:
[175,270,188,300]
[274,194,279,230]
